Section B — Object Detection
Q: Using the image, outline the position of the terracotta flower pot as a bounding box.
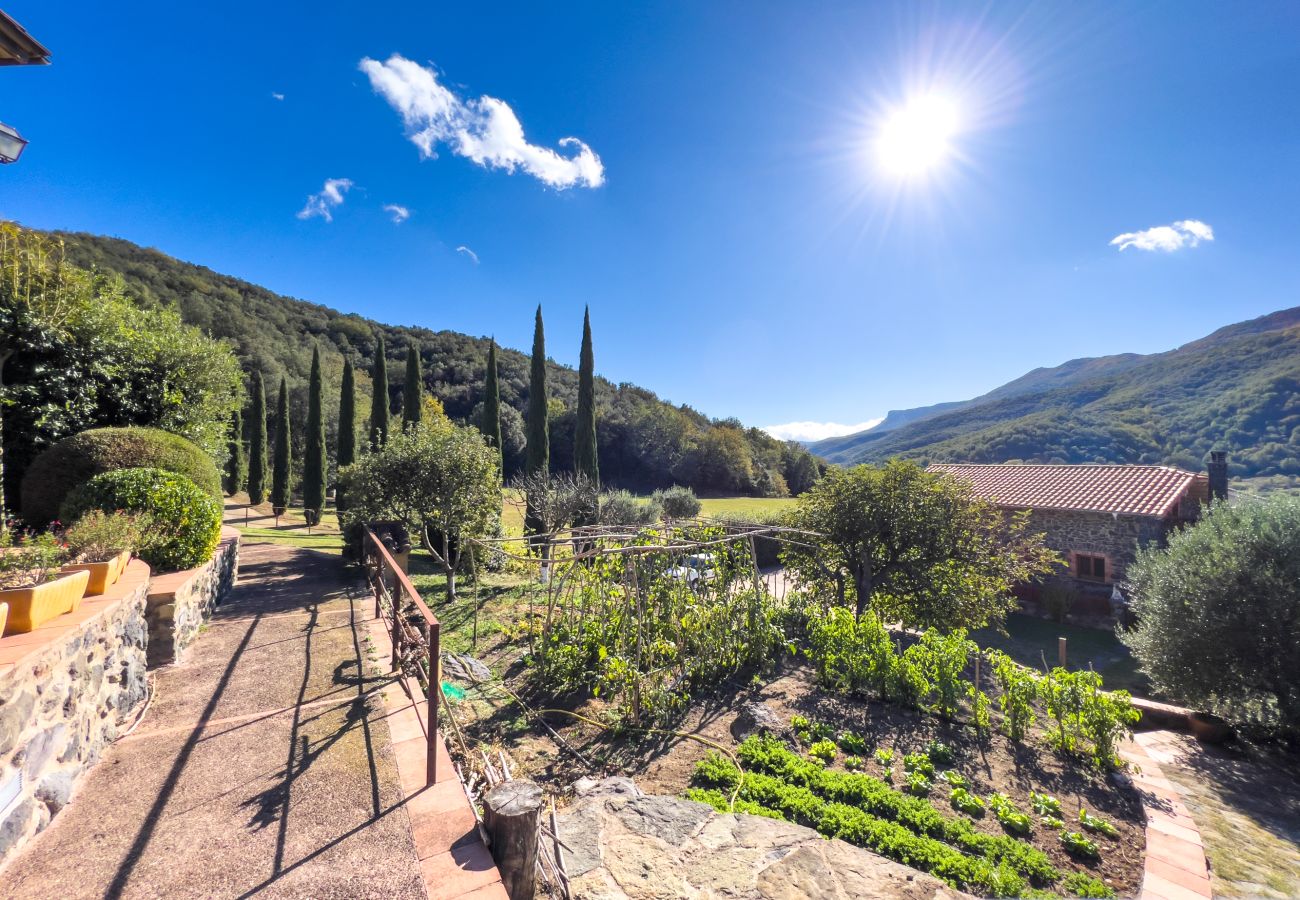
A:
[0,569,91,634]
[61,549,132,596]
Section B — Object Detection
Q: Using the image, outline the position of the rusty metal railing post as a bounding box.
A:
[427,621,440,785]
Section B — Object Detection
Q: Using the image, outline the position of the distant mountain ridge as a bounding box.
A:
[811,306,1300,480]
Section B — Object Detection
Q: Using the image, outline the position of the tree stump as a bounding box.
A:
[484,779,543,900]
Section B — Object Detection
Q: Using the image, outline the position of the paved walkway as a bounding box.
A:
[1,541,426,899]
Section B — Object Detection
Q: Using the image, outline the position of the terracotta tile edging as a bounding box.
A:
[364,612,508,900]
[1120,735,1213,900]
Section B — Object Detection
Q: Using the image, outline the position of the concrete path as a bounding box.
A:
[1,540,426,899]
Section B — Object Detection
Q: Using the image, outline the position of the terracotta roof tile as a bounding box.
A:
[928,463,1204,518]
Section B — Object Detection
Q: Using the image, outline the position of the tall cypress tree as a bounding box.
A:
[303,346,327,524]
[271,376,292,516]
[525,306,549,475]
[336,357,356,520]
[402,341,422,428]
[575,306,599,489]
[247,371,268,505]
[369,334,389,448]
[481,339,502,458]
[224,407,245,496]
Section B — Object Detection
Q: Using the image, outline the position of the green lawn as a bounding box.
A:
[970,613,1151,696]
[224,495,344,553]
[698,496,795,518]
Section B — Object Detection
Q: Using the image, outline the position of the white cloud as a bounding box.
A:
[1110,219,1214,252]
[359,54,604,190]
[383,203,410,224]
[296,178,354,222]
[762,419,884,442]
[271,92,285,101]
[456,245,480,265]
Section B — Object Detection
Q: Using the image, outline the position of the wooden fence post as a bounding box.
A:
[484,780,543,900]
[1058,636,1067,668]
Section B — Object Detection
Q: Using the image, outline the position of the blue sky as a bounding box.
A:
[3,2,1298,440]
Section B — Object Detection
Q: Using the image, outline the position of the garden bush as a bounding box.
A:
[60,510,142,563]
[22,427,221,527]
[652,484,701,518]
[597,489,661,526]
[60,468,221,572]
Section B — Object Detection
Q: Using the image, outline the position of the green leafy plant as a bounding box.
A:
[808,739,837,764]
[939,770,968,789]
[991,651,1039,743]
[970,684,992,736]
[1081,684,1141,770]
[1060,830,1100,859]
[791,714,811,742]
[1030,792,1062,818]
[0,530,66,589]
[988,793,1032,835]
[874,747,894,768]
[838,731,867,754]
[1040,815,1064,830]
[950,786,985,816]
[903,752,935,777]
[905,771,933,795]
[60,510,141,563]
[925,739,954,766]
[1041,667,1091,755]
[60,468,221,572]
[906,629,975,717]
[1062,871,1116,898]
[1078,808,1119,839]
[844,755,864,771]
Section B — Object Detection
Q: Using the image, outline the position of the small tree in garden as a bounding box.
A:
[480,339,502,459]
[524,306,549,542]
[339,418,500,602]
[247,371,268,505]
[402,341,422,429]
[990,650,1038,743]
[783,460,1058,630]
[336,358,356,520]
[224,407,244,495]
[303,346,327,525]
[654,484,701,518]
[574,307,599,488]
[271,376,292,517]
[508,470,598,556]
[369,333,389,448]
[1123,494,1300,735]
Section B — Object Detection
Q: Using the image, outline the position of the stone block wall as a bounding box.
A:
[145,527,239,668]
[0,561,150,864]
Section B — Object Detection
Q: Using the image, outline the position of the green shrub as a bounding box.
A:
[0,530,66,589]
[22,427,221,526]
[597,489,661,526]
[991,650,1039,743]
[61,468,221,572]
[653,485,702,518]
[1062,871,1116,898]
[682,787,784,819]
[60,510,142,563]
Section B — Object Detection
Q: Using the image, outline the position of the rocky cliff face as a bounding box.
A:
[555,777,968,900]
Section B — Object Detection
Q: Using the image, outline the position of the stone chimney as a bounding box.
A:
[1207,451,1228,503]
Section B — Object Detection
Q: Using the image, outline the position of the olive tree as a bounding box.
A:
[783,459,1059,631]
[340,418,500,602]
[1122,495,1300,735]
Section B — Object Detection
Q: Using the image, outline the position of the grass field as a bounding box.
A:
[698,496,795,518]
[224,494,344,553]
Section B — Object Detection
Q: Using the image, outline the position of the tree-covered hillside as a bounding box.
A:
[812,308,1300,480]
[51,230,820,496]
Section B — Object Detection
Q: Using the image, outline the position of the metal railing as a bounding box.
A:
[363,526,440,786]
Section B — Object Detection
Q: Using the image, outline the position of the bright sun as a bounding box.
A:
[874,94,960,178]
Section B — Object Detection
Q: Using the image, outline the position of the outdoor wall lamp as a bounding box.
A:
[0,123,29,164]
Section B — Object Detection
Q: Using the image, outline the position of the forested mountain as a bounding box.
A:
[811,306,1300,481]
[51,230,821,496]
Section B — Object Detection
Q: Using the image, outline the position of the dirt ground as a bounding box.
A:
[445,649,1146,897]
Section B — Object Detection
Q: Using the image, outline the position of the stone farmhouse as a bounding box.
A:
[930,453,1229,617]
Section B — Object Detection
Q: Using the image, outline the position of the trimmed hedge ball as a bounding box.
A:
[60,467,222,572]
[21,427,222,527]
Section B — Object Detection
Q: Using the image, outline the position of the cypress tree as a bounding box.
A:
[336,357,356,519]
[303,346,326,525]
[369,334,389,448]
[402,341,422,428]
[224,407,245,496]
[247,371,268,505]
[481,339,502,458]
[524,306,549,541]
[271,376,292,516]
[574,306,599,489]
[525,306,549,475]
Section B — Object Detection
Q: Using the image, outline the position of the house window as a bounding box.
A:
[1074,553,1107,582]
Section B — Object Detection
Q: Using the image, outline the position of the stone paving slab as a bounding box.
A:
[1122,733,1213,900]
[0,541,426,899]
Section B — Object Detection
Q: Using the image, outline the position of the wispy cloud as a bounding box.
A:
[383,203,410,224]
[297,178,354,222]
[359,54,604,190]
[456,245,480,265]
[271,92,285,101]
[762,419,883,442]
[1110,219,1214,252]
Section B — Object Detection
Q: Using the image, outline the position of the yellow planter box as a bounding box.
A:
[61,549,132,596]
[0,569,90,634]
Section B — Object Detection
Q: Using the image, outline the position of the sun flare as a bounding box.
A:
[874,94,960,178]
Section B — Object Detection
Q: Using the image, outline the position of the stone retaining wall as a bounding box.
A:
[145,527,239,668]
[0,560,151,865]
